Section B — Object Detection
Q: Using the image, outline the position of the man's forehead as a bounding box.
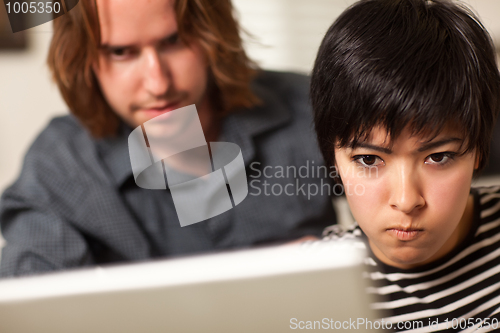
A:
[96,0,177,46]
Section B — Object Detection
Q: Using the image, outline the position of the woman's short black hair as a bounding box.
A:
[311,0,500,171]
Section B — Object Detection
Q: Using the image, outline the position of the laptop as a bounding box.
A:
[0,241,378,333]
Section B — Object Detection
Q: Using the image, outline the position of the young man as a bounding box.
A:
[311,0,500,331]
[0,0,335,277]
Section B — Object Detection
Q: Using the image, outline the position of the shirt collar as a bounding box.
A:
[96,72,292,188]
[95,122,135,187]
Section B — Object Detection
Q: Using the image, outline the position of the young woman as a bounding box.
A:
[311,0,500,331]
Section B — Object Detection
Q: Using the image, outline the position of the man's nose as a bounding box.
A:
[142,48,170,96]
[388,164,425,214]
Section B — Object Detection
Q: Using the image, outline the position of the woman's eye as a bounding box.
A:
[425,152,456,165]
[353,155,384,167]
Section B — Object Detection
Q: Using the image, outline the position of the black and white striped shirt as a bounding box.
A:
[324,186,500,332]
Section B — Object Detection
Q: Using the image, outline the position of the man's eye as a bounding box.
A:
[112,48,126,56]
[160,33,181,48]
[108,48,135,59]
[353,155,384,167]
[167,34,179,44]
[425,152,456,165]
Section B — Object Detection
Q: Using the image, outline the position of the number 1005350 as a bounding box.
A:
[5,2,61,14]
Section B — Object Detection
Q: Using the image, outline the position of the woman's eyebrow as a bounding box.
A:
[351,143,393,154]
[417,137,463,152]
[350,137,462,154]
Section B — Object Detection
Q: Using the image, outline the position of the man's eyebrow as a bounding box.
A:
[417,137,463,152]
[100,31,179,50]
[99,43,128,51]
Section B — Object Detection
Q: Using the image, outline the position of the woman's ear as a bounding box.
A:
[474,153,480,170]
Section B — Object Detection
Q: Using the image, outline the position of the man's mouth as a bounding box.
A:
[141,101,181,117]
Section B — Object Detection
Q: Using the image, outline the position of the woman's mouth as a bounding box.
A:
[386,228,423,241]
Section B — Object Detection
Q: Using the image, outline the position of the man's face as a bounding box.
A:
[93,0,210,129]
[334,126,477,269]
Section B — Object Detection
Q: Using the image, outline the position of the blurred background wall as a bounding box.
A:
[1,0,500,195]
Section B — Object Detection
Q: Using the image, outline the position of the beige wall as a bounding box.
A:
[0,23,67,192]
[234,0,500,73]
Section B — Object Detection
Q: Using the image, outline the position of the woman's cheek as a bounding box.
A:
[425,169,472,220]
[343,175,384,223]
